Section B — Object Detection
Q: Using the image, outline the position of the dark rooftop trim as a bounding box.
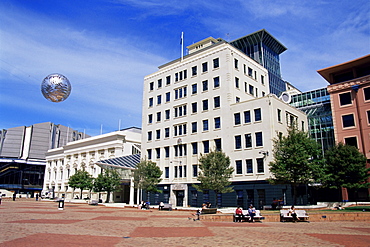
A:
[96,153,141,169]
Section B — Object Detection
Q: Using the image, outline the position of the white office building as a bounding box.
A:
[142,32,308,209]
[43,127,141,204]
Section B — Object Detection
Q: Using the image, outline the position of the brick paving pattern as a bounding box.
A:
[0,200,369,246]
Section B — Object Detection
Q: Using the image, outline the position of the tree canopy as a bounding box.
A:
[268,127,324,204]
[134,160,163,194]
[93,168,122,203]
[68,169,94,198]
[193,150,234,207]
[323,142,369,189]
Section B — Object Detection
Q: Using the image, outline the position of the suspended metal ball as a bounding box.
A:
[41,73,71,102]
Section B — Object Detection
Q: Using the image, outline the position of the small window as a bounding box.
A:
[202,80,208,91]
[342,114,355,128]
[166,75,171,85]
[202,99,208,111]
[277,109,282,122]
[235,77,240,88]
[156,112,161,122]
[367,110,370,124]
[364,87,370,101]
[244,111,251,123]
[192,83,197,94]
[192,164,198,177]
[339,92,352,106]
[149,97,153,107]
[236,160,242,174]
[254,108,262,121]
[166,92,170,102]
[235,135,242,149]
[203,140,209,153]
[158,79,162,88]
[156,129,160,140]
[203,119,209,131]
[192,66,197,76]
[214,96,220,108]
[257,158,264,173]
[192,102,197,113]
[202,62,208,73]
[249,85,254,96]
[255,132,263,147]
[234,113,241,125]
[165,109,170,120]
[147,149,152,159]
[148,114,153,124]
[165,167,169,178]
[155,148,160,159]
[215,138,221,151]
[149,82,154,91]
[245,134,252,148]
[213,58,219,68]
[214,117,221,129]
[246,159,253,173]
[234,58,239,69]
[192,142,198,155]
[192,122,197,133]
[214,76,220,88]
[344,136,357,148]
[157,95,162,105]
[147,131,152,141]
[165,128,170,138]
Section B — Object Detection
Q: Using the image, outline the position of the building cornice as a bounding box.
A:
[327,75,370,94]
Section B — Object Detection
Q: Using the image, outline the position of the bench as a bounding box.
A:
[280,210,309,222]
[161,203,172,211]
[88,199,99,205]
[233,210,263,222]
[202,208,217,214]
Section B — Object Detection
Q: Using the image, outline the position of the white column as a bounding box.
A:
[129,177,135,206]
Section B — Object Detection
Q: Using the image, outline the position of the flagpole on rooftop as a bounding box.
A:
[181,32,184,62]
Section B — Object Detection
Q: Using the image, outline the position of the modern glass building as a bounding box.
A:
[289,88,335,152]
[230,29,287,96]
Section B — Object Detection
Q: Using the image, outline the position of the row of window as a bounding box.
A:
[234,108,261,125]
[339,87,370,106]
[342,111,370,128]
[147,116,222,141]
[148,58,221,91]
[235,158,265,174]
[147,139,222,160]
[148,96,221,124]
[235,132,263,149]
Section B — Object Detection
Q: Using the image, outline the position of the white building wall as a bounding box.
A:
[142,40,307,207]
[43,129,141,202]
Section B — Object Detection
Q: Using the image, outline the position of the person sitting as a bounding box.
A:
[235,207,244,222]
[248,205,256,223]
[159,201,164,210]
[289,205,299,222]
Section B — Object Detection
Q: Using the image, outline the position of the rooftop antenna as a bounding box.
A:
[118,119,121,131]
[100,124,103,135]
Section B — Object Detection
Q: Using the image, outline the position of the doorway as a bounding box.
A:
[175,190,184,207]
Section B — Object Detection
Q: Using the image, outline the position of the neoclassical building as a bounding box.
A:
[142,31,308,209]
[43,127,141,204]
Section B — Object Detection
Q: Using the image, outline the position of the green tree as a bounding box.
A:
[68,169,94,199]
[193,150,234,208]
[134,160,163,200]
[323,143,369,194]
[93,168,122,203]
[268,127,324,204]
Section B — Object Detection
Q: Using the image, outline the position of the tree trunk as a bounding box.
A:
[105,191,111,203]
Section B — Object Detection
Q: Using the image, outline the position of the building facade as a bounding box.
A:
[43,127,141,204]
[0,122,88,196]
[142,33,308,209]
[318,54,370,201]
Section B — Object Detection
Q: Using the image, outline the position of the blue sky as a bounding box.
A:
[0,0,369,136]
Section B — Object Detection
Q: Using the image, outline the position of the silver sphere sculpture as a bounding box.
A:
[41,73,71,102]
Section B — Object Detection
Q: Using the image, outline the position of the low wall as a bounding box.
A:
[201,212,370,222]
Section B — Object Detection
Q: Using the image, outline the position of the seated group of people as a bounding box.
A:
[138,201,150,210]
[235,205,256,222]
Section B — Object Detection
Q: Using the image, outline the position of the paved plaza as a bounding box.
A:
[0,200,369,247]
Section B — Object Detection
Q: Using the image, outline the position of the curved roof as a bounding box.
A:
[96,153,140,169]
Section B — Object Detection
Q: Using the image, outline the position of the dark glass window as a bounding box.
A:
[234,113,241,125]
[156,112,161,122]
[244,111,251,123]
[192,142,198,155]
[192,164,198,177]
[254,108,261,121]
[235,77,239,88]
[158,79,162,88]
[235,135,242,149]
[192,102,197,113]
[192,122,197,133]
[245,134,252,148]
[215,138,221,151]
[255,132,263,147]
[202,80,208,91]
[203,119,209,131]
[203,99,208,111]
[367,111,370,124]
[344,136,358,148]
[234,59,238,69]
[203,140,209,153]
[149,82,154,91]
[156,148,160,159]
[147,149,152,159]
[149,97,153,107]
[364,87,370,101]
[202,62,208,72]
[156,129,160,139]
[214,76,220,88]
[214,96,220,108]
[214,117,221,129]
[192,84,197,94]
[342,114,355,128]
[213,58,219,68]
[165,167,169,178]
[166,92,170,102]
[165,146,169,157]
[147,131,152,141]
[157,95,162,105]
[165,127,169,138]
[246,159,253,173]
[257,158,264,173]
[236,160,242,174]
[165,109,170,120]
[166,75,171,85]
[192,66,197,76]
[148,114,153,124]
[339,92,352,106]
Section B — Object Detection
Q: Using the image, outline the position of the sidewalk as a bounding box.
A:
[0,200,369,246]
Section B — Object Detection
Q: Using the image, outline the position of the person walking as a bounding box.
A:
[13,193,16,201]
[35,193,39,201]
